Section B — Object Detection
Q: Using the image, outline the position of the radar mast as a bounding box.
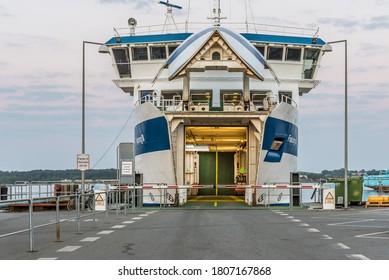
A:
[159,1,182,33]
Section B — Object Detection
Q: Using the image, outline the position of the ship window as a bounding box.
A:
[112,48,131,78]
[279,91,293,105]
[168,45,178,55]
[132,46,148,61]
[286,47,301,61]
[150,46,167,60]
[267,46,283,60]
[270,138,284,151]
[140,90,153,104]
[255,46,265,56]
[212,51,221,60]
[250,91,268,110]
[303,48,320,79]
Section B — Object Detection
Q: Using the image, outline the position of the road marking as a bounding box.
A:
[84,218,99,222]
[286,216,295,219]
[132,217,143,220]
[307,228,320,233]
[97,230,114,235]
[139,214,149,217]
[280,214,288,216]
[355,230,389,239]
[57,246,81,252]
[146,211,158,214]
[291,219,301,222]
[299,223,310,227]
[37,257,58,260]
[111,225,126,229]
[346,254,370,260]
[80,237,100,242]
[322,235,333,240]
[332,243,350,250]
[328,219,375,226]
[123,221,135,224]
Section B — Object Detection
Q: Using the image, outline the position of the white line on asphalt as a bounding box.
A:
[111,225,126,229]
[306,228,320,233]
[346,254,370,260]
[328,219,375,226]
[355,230,389,239]
[291,219,301,222]
[286,216,294,219]
[57,246,81,252]
[139,214,149,217]
[322,235,333,240]
[84,219,99,222]
[299,223,310,227]
[122,221,135,224]
[280,214,288,216]
[332,243,350,249]
[37,258,58,260]
[80,237,100,242]
[97,230,115,235]
[132,217,143,220]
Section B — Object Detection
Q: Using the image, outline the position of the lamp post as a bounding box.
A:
[81,41,109,208]
[322,40,348,209]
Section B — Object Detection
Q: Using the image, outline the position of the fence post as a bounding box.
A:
[56,196,61,242]
[76,194,81,234]
[28,198,35,252]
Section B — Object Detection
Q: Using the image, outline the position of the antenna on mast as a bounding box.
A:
[208,0,227,26]
[159,1,182,33]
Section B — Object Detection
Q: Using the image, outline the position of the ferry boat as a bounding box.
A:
[100,0,327,205]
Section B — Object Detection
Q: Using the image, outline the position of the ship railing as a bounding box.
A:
[137,95,183,112]
[113,21,319,38]
[279,94,297,108]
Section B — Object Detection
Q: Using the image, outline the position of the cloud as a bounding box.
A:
[99,0,151,10]
[0,5,12,18]
[318,17,360,31]
[363,15,389,30]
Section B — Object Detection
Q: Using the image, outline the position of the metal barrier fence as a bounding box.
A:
[0,183,324,253]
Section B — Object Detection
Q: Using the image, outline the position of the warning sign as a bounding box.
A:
[95,193,104,206]
[323,188,335,210]
[94,191,106,211]
[325,192,334,204]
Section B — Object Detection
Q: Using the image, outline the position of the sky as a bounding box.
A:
[0,0,389,173]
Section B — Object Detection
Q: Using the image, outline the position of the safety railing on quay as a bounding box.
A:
[0,187,137,253]
[0,182,325,253]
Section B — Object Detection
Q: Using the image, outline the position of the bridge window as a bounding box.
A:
[112,48,131,78]
[212,51,221,60]
[303,48,320,79]
[150,46,167,60]
[255,45,265,56]
[286,47,301,61]
[168,45,178,55]
[267,46,283,61]
[132,46,148,61]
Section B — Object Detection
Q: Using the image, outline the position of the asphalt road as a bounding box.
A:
[1,206,389,260]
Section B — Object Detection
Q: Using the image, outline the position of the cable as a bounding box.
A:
[91,107,135,169]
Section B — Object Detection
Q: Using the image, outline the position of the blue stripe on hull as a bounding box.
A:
[134,116,170,156]
[262,117,298,163]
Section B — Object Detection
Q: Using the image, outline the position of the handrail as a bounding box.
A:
[113,21,319,37]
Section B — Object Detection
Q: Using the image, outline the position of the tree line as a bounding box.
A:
[1,168,386,185]
[0,169,117,184]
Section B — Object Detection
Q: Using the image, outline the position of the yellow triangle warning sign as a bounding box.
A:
[325,192,334,204]
[95,194,103,201]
